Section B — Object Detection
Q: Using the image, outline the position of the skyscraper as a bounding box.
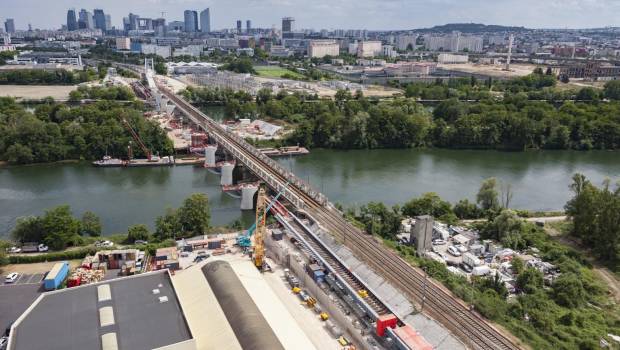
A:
[4,19,15,33]
[93,9,106,31]
[78,9,93,29]
[199,8,210,33]
[184,10,198,32]
[246,20,251,33]
[236,20,242,33]
[105,15,112,30]
[67,9,78,31]
[282,17,294,33]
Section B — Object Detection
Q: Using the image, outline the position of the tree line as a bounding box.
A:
[184,77,620,150]
[6,193,211,253]
[0,95,173,164]
[0,68,98,85]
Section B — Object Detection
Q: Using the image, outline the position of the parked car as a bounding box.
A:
[7,247,21,254]
[432,239,447,245]
[447,246,462,257]
[455,244,468,253]
[134,240,148,245]
[180,252,190,258]
[95,240,114,248]
[37,244,48,252]
[196,250,209,257]
[459,262,473,273]
[4,273,19,283]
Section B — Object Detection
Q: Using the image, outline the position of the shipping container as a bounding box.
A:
[44,261,69,290]
[207,239,223,250]
[390,325,433,350]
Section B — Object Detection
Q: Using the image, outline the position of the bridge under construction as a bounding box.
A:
[114,59,523,350]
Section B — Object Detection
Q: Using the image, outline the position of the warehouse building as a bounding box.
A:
[7,270,194,350]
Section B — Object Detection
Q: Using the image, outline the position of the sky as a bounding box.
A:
[2,0,619,31]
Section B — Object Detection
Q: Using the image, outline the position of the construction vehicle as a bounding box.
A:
[306,297,317,308]
[358,289,368,298]
[320,312,329,321]
[292,287,301,294]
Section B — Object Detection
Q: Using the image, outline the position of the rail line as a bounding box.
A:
[158,84,521,350]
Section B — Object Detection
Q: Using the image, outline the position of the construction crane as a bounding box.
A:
[120,118,153,161]
[236,183,289,248]
[253,187,267,269]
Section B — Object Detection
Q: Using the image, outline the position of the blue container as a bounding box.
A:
[44,261,69,290]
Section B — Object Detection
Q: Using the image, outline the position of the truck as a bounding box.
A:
[21,242,39,253]
[44,261,70,291]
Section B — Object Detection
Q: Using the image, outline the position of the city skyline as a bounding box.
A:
[2,0,620,31]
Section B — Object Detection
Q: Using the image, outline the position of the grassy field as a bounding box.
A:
[254,65,304,79]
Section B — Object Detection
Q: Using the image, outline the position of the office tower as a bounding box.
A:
[236,20,242,33]
[4,19,15,33]
[105,15,111,30]
[282,17,294,33]
[123,13,139,31]
[184,10,198,32]
[199,8,210,33]
[246,20,251,33]
[66,9,78,31]
[78,9,93,29]
[93,9,106,31]
[153,18,166,36]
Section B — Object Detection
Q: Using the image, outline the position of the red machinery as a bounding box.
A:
[121,118,152,160]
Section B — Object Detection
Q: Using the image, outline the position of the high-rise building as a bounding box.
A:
[282,17,294,33]
[236,20,242,33]
[357,41,382,57]
[395,34,417,51]
[116,37,131,50]
[123,13,139,31]
[246,20,251,33]
[105,14,112,30]
[153,18,166,36]
[4,19,15,33]
[424,32,483,52]
[78,9,93,29]
[66,9,78,31]
[93,9,106,31]
[184,10,198,32]
[199,8,210,33]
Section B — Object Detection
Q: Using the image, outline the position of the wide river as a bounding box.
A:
[0,149,618,236]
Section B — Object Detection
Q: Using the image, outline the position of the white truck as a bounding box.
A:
[462,252,482,268]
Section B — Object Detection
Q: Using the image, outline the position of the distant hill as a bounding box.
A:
[417,23,528,33]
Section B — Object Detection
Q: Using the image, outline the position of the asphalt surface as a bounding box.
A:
[0,276,45,334]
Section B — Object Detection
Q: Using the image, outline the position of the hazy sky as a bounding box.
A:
[2,0,619,31]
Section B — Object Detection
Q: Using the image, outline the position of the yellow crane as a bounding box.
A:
[253,187,267,269]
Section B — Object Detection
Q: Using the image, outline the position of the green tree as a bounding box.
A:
[41,205,81,250]
[178,193,211,236]
[154,61,167,75]
[81,211,102,237]
[477,178,500,211]
[127,224,151,243]
[483,210,524,248]
[552,273,586,308]
[516,267,543,294]
[155,208,181,241]
[453,199,481,219]
[402,192,455,221]
[511,256,525,276]
[604,80,620,100]
[11,216,44,243]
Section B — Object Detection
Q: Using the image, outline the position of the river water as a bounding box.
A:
[1,149,618,236]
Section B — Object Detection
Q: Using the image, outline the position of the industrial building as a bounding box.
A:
[552,61,620,80]
[437,53,469,64]
[6,270,194,350]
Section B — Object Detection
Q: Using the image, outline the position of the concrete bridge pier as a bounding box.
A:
[220,162,235,186]
[240,184,259,210]
[204,145,218,167]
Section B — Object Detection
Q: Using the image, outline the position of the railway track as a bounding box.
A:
[160,86,521,350]
[285,216,390,316]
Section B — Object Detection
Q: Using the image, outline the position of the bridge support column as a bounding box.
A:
[240,184,259,210]
[204,145,218,167]
[220,162,235,186]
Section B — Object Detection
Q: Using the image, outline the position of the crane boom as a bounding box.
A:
[121,118,152,160]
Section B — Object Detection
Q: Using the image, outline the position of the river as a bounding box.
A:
[1,149,618,236]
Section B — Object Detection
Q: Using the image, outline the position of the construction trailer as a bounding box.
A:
[44,261,69,291]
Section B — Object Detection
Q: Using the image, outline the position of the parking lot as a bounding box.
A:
[3,273,45,286]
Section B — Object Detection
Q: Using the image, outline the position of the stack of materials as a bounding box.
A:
[68,267,106,287]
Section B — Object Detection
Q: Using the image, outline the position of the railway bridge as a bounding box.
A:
[154,79,521,350]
